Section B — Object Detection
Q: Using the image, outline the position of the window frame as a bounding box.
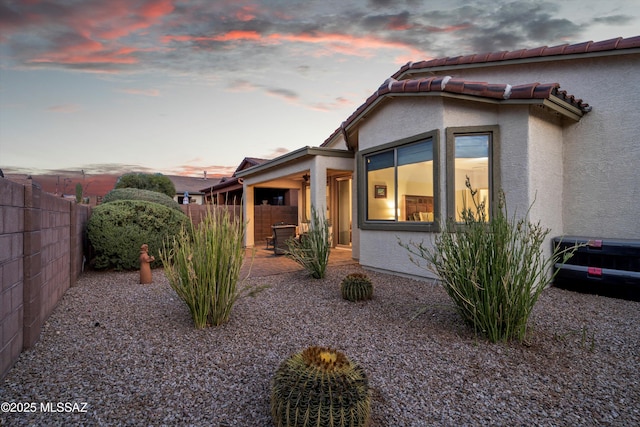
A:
[357,130,440,232]
[445,125,500,222]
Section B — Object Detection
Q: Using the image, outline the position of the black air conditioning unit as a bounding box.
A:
[552,236,640,302]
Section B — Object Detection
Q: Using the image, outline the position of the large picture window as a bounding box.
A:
[446,126,499,222]
[359,131,438,231]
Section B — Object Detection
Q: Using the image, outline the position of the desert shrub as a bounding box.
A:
[102,187,183,213]
[286,205,330,279]
[399,178,577,343]
[271,346,370,427]
[87,200,188,270]
[340,273,373,302]
[159,206,246,328]
[115,172,176,198]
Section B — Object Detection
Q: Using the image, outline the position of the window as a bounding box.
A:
[446,126,499,222]
[359,131,439,231]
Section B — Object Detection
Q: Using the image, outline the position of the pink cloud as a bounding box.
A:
[162,30,264,45]
[235,5,258,22]
[173,164,235,177]
[119,88,160,96]
[268,32,426,60]
[8,0,175,69]
[309,96,353,112]
[164,28,425,63]
[47,104,81,113]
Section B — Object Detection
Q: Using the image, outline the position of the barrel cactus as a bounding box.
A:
[271,346,371,427]
[340,273,373,302]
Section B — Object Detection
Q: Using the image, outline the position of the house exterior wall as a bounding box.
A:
[350,51,638,278]
[173,194,204,205]
[410,53,640,239]
[354,94,571,276]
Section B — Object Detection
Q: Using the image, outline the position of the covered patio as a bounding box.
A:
[235,146,355,254]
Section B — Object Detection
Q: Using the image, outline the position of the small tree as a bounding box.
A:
[399,178,577,343]
[75,182,83,203]
[286,205,331,279]
[115,173,176,198]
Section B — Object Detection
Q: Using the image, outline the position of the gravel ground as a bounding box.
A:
[1,265,639,426]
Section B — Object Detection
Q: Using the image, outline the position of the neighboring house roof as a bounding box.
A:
[322,35,639,148]
[234,157,268,175]
[201,157,269,193]
[168,175,217,195]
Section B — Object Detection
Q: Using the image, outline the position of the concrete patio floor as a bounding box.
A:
[240,246,356,277]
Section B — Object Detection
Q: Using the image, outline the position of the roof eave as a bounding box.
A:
[235,146,354,178]
[340,92,585,138]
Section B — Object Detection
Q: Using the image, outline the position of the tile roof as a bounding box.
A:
[234,157,268,174]
[167,175,217,194]
[322,76,590,147]
[322,36,640,147]
[393,36,640,78]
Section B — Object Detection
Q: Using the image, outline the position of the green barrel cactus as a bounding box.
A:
[340,273,373,302]
[271,346,371,427]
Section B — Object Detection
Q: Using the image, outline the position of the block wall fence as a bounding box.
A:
[1,185,284,380]
[1,178,90,380]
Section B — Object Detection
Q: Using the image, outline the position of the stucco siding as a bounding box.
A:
[528,108,564,240]
[357,98,442,273]
[360,230,437,279]
[412,54,639,239]
[498,107,530,214]
[354,92,572,277]
[560,57,639,238]
[358,97,444,151]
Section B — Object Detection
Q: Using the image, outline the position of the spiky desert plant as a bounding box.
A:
[286,205,331,279]
[271,346,371,427]
[160,206,246,328]
[340,273,373,302]
[399,177,578,343]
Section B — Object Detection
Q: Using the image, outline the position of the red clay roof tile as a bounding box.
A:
[618,35,640,48]
[563,41,592,54]
[533,83,560,98]
[509,83,538,99]
[322,36,634,146]
[392,35,639,78]
[503,49,527,60]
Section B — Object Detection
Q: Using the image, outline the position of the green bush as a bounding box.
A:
[159,207,246,328]
[271,346,371,427]
[115,172,176,198]
[102,187,183,213]
[286,206,331,279]
[399,178,577,343]
[340,273,373,302]
[87,200,188,270]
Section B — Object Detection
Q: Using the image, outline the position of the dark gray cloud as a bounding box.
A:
[593,14,634,25]
[0,0,630,76]
[266,87,299,101]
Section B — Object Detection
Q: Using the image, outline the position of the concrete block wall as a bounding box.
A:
[1,178,90,380]
[0,178,25,382]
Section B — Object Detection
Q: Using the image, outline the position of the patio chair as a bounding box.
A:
[272,224,296,255]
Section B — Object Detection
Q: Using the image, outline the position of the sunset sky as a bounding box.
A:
[1,0,638,178]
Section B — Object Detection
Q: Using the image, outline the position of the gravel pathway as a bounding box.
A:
[1,265,639,426]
